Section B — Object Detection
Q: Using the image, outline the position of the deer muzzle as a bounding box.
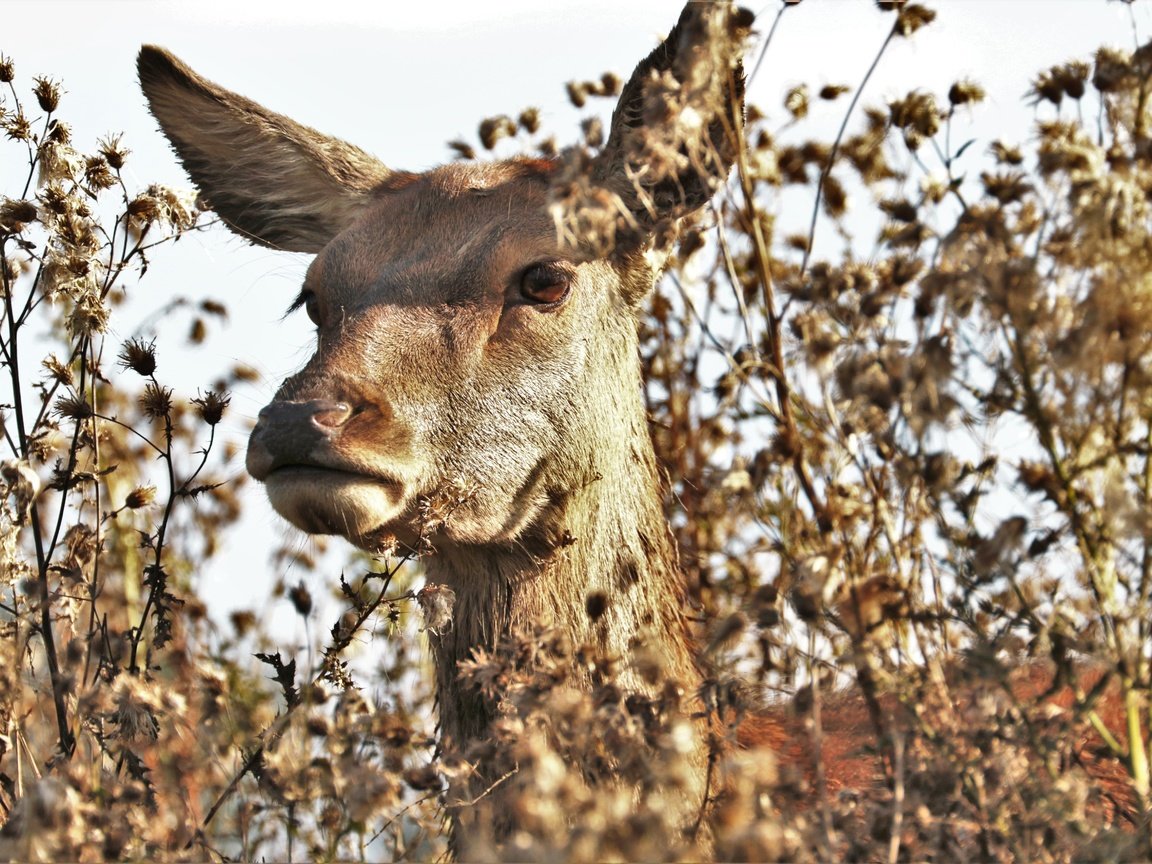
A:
[246,399,353,481]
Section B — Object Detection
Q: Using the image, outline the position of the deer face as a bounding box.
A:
[138,4,743,553]
[246,164,646,550]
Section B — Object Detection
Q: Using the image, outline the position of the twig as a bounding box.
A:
[887,732,905,864]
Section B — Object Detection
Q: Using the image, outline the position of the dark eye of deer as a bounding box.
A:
[302,291,321,326]
[520,263,572,306]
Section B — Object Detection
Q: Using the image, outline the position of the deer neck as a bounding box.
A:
[422,411,702,753]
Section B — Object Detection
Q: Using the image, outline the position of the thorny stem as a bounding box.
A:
[191,553,417,846]
[2,232,74,757]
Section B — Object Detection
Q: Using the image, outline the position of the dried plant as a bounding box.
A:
[1,2,1151,862]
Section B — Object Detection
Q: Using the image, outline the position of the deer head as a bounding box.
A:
[137,5,743,561]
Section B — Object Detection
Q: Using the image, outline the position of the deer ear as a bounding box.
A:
[138,46,393,254]
[594,2,746,231]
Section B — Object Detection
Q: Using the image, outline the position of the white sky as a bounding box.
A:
[2,0,1147,640]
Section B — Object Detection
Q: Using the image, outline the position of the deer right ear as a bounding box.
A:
[593,3,746,233]
[138,46,394,254]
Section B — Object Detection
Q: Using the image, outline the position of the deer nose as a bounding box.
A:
[258,399,352,429]
[246,399,354,481]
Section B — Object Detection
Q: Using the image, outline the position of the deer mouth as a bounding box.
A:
[263,465,410,544]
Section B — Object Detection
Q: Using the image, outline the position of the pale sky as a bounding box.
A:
[2,0,1145,639]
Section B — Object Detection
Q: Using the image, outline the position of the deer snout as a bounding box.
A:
[246,399,353,481]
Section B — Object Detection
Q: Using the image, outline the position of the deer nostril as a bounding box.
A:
[311,400,353,429]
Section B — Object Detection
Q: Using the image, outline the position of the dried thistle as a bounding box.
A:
[478,114,517,150]
[448,139,477,160]
[117,337,157,377]
[518,107,541,134]
[191,389,229,426]
[948,78,986,106]
[819,83,851,100]
[54,393,92,421]
[784,84,809,120]
[139,382,173,419]
[288,581,313,617]
[894,2,935,36]
[98,133,129,170]
[125,485,157,509]
[32,76,61,112]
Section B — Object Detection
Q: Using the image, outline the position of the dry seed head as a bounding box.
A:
[819,84,851,101]
[705,612,748,656]
[84,156,116,191]
[192,389,229,426]
[565,80,587,108]
[1093,46,1134,93]
[188,317,206,344]
[948,79,986,106]
[4,110,32,141]
[478,114,516,150]
[230,609,256,637]
[447,139,476,160]
[0,55,13,83]
[990,140,1024,166]
[1058,61,1089,100]
[32,76,61,112]
[139,381,173,419]
[0,198,38,234]
[784,84,808,120]
[1,459,40,524]
[117,337,157,377]
[518,107,541,134]
[125,485,157,509]
[41,354,74,386]
[68,293,108,336]
[821,174,847,218]
[288,581,313,617]
[889,91,940,142]
[1030,69,1064,106]
[98,134,129,170]
[54,393,92,420]
[581,116,604,149]
[47,118,71,144]
[894,3,935,36]
[880,197,918,222]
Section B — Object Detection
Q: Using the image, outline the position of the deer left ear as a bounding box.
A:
[595,2,747,231]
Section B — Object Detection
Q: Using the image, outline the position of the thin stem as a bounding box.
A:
[800,22,898,278]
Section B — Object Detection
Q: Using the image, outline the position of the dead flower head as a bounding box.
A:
[117,337,157,377]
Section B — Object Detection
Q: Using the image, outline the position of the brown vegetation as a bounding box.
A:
[1,2,1151,861]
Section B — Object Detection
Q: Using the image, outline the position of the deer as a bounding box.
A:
[138,1,747,853]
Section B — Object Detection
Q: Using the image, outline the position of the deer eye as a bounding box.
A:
[520,262,572,306]
[301,290,321,326]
